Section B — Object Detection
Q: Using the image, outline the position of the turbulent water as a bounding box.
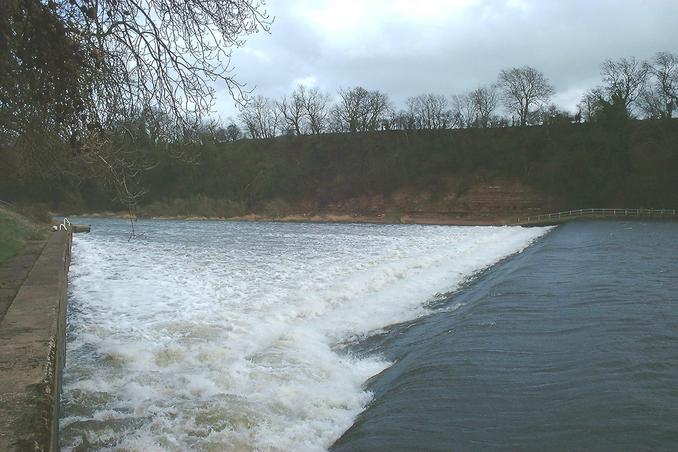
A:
[60,219,548,451]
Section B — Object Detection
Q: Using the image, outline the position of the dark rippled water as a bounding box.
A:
[333,221,678,451]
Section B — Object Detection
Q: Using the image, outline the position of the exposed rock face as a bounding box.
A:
[289,179,555,223]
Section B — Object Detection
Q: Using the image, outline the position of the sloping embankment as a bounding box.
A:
[0,230,71,451]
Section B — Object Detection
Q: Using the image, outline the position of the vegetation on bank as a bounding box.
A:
[2,117,677,218]
[0,205,48,263]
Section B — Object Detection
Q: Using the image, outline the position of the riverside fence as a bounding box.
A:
[517,208,678,225]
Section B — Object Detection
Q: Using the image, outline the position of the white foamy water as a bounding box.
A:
[61,220,549,451]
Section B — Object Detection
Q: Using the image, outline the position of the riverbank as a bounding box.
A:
[0,206,48,264]
[6,120,678,218]
[0,230,71,451]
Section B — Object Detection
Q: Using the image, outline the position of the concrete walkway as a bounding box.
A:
[0,231,71,451]
[0,240,46,324]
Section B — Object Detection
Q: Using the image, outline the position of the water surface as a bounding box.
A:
[333,221,678,451]
[61,219,546,450]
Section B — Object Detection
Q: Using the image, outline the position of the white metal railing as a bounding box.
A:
[58,217,71,231]
[517,208,678,224]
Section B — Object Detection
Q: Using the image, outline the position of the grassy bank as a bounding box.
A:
[0,206,49,263]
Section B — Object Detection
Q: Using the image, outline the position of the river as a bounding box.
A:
[60,219,677,450]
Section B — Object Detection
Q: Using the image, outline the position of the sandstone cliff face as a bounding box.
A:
[314,180,555,219]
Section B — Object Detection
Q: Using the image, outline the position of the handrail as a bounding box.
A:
[58,218,72,231]
[517,208,677,224]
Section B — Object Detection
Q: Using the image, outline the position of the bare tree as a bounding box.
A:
[642,52,678,119]
[334,87,391,132]
[337,86,368,132]
[334,87,366,132]
[577,89,604,122]
[327,105,345,133]
[387,109,416,131]
[540,104,572,125]
[5,0,270,139]
[226,123,242,141]
[600,57,649,116]
[238,95,278,139]
[366,90,391,131]
[277,86,308,135]
[638,85,668,119]
[192,119,224,145]
[469,85,499,128]
[406,94,452,129]
[113,107,179,145]
[1,0,271,212]
[303,87,331,134]
[498,66,555,126]
[451,94,477,128]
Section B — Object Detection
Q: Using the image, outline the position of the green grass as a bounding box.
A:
[0,206,48,263]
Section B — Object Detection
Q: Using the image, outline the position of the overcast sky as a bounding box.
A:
[212,0,678,121]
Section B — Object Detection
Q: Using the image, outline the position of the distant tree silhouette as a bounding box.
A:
[642,52,678,119]
[498,66,554,126]
[599,57,648,117]
[332,87,391,132]
[406,94,452,129]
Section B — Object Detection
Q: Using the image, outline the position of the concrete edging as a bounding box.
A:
[0,230,72,451]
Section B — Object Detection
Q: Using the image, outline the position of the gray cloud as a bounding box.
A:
[213,0,678,120]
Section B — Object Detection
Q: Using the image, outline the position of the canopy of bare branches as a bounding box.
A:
[1,0,270,205]
[498,66,555,127]
[576,52,678,121]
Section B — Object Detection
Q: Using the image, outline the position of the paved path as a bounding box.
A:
[0,232,70,451]
[0,240,46,324]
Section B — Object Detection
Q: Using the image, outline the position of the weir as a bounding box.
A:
[0,223,87,451]
[58,220,549,449]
